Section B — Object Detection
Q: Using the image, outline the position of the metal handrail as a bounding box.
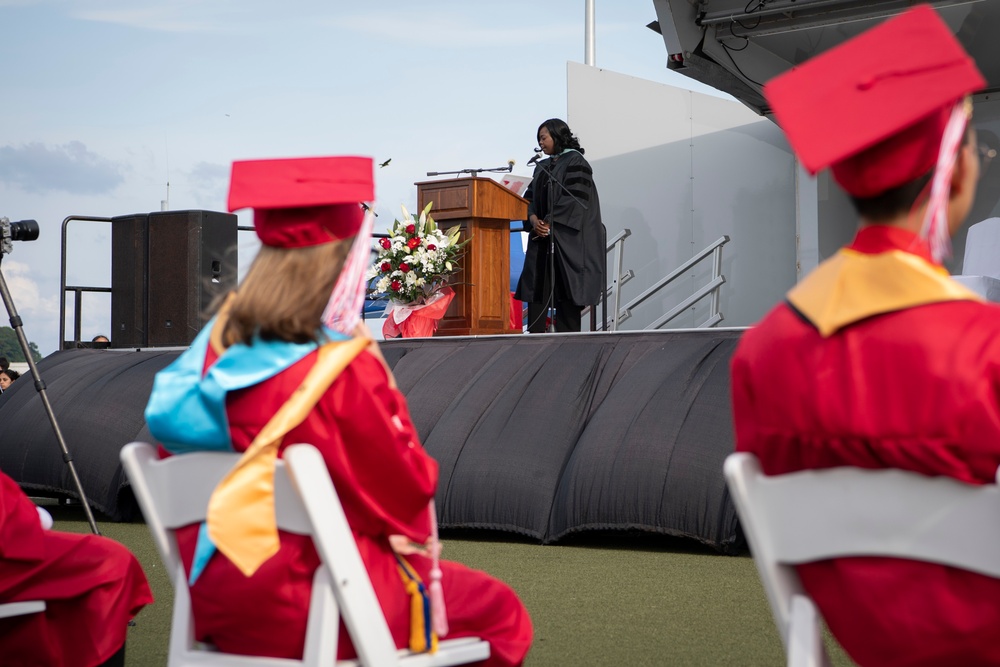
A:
[617,236,730,329]
[59,216,114,349]
[583,228,632,331]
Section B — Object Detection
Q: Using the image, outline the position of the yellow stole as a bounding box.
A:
[205,324,369,577]
[787,248,982,337]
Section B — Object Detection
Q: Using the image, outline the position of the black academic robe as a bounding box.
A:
[514,150,606,307]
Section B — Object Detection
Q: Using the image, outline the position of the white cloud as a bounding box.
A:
[2,260,59,316]
[0,259,61,352]
[0,142,126,195]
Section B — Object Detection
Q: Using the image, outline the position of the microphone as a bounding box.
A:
[527,149,543,166]
[507,159,515,172]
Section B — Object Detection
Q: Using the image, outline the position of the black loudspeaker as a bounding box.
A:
[110,213,148,348]
[111,210,237,348]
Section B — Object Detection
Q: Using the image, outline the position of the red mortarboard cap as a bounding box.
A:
[764,5,985,198]
[227,156,374,248]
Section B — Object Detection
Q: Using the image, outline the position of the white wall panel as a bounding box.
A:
[567,62,796,329]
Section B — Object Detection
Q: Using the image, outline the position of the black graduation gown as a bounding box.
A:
[514,150,606,307]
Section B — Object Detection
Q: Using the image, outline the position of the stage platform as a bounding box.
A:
[0,328,746,554]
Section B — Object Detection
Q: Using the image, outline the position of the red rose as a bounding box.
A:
[391,280,402,291]
[380,262,391,273]
[406,223,416,234]
[379,238,391,249]
[399,263,410,273]
[406,237,420,249]
[427,244,436,251]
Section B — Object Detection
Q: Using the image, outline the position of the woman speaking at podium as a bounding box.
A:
[515,118,606,333]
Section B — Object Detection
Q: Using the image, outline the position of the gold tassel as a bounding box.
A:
[397,557,438,654]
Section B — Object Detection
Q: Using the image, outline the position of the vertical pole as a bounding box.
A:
[59,218,69,350]
[74,289,82,344]
[585,0,596,66]
[711,246,722,320]
[611,237,624,331]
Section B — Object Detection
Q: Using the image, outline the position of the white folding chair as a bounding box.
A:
[0,601,45,619]
[121,441,489,667]
[723,452,1000,667]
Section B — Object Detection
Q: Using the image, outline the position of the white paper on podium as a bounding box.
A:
[500,174,531,197]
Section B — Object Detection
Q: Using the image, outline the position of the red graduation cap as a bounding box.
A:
[227,156,375,248]
[764,4,985,198]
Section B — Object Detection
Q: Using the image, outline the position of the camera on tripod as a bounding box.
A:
[0,217,40,255]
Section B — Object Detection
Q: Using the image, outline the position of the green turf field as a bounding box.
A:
[48,504,854,666]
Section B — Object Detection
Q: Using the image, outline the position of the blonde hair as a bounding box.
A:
[220,239,353,347]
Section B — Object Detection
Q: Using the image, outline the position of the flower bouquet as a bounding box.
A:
[368,202,467,338]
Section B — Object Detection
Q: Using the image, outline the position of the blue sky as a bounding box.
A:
[0,0,721,355]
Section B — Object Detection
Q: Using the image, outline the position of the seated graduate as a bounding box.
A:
[730,6,1000,666]
[143,156,533,666]
[0,469,152,667]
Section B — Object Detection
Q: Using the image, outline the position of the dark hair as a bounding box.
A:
[1,369,18,381]
[849,126,974,221]
[538,119,584,155]
[0,357,7,372]
[849,171,934,221]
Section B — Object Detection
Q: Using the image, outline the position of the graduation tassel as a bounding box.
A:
[322,206,375,334]
[920,99,971,264]
[396,554,438,654]
[427,499,449,638]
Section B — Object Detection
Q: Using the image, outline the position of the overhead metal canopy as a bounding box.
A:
[649,0,1000,115]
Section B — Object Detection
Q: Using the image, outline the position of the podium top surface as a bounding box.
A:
[415,176,528,221]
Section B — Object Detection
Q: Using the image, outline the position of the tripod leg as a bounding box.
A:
[0,258,100,535]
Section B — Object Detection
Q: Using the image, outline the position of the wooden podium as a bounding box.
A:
[416,176,527,336]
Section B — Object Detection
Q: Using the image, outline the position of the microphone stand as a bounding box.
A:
[535,156,589,333]
[426,163,515,177]
[0,234,100,535]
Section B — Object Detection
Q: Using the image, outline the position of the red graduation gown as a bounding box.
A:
[731,225,1000,666]
[0,471,152,667]
[171,345,532,666]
